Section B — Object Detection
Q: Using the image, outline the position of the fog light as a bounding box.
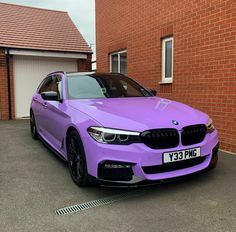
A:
[104,164,132,169]
[98,161,134,181]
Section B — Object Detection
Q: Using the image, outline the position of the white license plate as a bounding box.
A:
[163,147,201,163]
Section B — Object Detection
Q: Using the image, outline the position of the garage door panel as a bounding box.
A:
[14,56,77,118]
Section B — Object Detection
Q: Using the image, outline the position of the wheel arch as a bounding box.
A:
[66,125,90,186]
[65,126,83,154]
[66,126,78,139]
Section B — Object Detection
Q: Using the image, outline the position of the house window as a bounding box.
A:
[110,50,127,75]
[162,37,173,83]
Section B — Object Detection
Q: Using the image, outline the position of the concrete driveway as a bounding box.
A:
[0,120,235,232]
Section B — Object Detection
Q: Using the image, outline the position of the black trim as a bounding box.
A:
[6,48,12,119]
[98,160,134,181]
[1,47,93,55]
[212,143,219,158]
[47,71,65,76]
[141,128,179,149]
[181,124,207,146]
[38,133,67,162]
[99,167,212,188]
[143,156,206,174]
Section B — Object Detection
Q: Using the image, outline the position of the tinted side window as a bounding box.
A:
[38,76,53,93]
[51,75,62,98]
[120,80,143,97]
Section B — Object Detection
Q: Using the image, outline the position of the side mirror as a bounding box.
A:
[41,91,59,101]
[150,89,157,96]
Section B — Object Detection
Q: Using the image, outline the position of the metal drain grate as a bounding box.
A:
[55,190,145,216]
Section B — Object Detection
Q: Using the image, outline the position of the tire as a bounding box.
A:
[30,111,38,140]
[66,130,89,187]
[208,155,218,170]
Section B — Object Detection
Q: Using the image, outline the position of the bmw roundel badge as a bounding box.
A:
[172,120,179,125]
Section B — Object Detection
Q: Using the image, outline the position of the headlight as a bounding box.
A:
[87,127,141,145]
[206,118,215,133]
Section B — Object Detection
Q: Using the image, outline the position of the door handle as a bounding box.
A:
[43,102,47,108]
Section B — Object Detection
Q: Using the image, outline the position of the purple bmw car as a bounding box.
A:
[30,72,219,187]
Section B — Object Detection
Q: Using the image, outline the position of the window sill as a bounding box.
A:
[159,81,173,85]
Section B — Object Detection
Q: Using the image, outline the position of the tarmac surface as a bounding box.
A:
[0,120,235,232]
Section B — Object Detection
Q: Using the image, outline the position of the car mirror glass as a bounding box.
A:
[41,91,59,101]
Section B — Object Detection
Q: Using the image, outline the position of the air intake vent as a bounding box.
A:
[181,124,207,146]
[141,129,179,149]
[142,156,206,174]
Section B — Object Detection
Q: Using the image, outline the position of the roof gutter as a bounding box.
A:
[6,48,12,120]
[8,49,88,59]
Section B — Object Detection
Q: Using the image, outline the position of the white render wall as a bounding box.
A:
[13,55,77,118]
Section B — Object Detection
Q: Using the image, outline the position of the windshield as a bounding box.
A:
[67,74,152,99]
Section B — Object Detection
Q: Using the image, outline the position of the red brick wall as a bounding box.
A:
[0,48,15,120]
[96,0,236,153]
[78,54,92,72]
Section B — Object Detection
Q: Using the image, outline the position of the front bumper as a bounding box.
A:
[84,130,219,185]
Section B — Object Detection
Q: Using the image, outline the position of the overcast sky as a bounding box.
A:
[0,0,96,58]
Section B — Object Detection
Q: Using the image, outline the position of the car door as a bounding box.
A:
[42,74,69,151]
[33,76,53,134]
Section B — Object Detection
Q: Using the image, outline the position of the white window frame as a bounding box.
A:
[162,37,174,83]
[109,50,127,74]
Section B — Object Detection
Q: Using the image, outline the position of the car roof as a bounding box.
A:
[46,71,125,79]
[66,72,125,77]
[66,72,95,77]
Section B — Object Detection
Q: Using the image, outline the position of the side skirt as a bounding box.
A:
[38,133,67,162]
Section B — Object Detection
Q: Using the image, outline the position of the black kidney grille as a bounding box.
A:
[141,129,179,149]
[181,124,207,146]
[142,156,206,174]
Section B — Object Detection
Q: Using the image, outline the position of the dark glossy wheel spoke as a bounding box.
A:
[30,115,36,135]
[68,136,83,180]
[67,131,88,186]
[68,144,76,155]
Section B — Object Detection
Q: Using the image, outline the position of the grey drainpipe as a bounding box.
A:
[6,48,12,120]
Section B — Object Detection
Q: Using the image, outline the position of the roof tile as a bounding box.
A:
[0,2,92,53]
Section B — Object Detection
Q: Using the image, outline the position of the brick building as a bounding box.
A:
[0,2,92,120]
[96,0,236,153]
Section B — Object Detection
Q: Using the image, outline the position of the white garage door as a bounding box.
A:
[13,55,77,118]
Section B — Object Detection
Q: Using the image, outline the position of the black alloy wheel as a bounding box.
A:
[30,111,38,140]
[67,130,89,187]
